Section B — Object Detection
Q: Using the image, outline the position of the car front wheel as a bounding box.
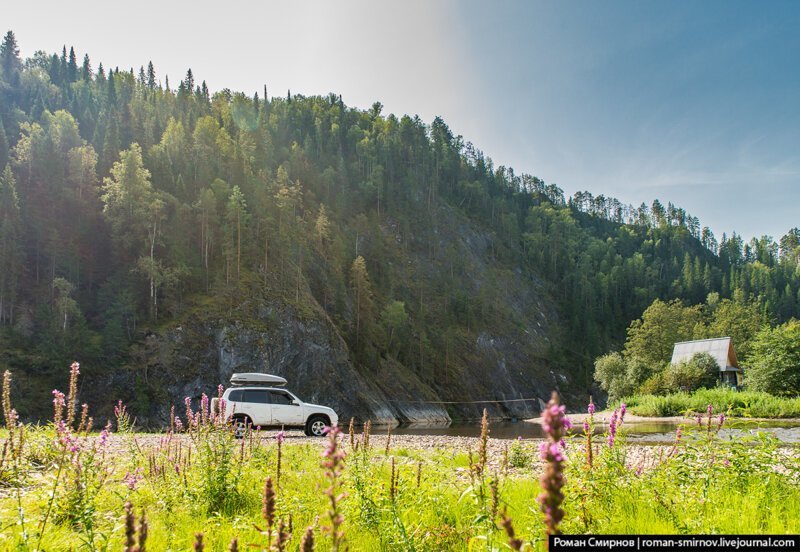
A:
[306,415,328,437]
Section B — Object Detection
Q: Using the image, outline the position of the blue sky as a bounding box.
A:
[6,1,799,241]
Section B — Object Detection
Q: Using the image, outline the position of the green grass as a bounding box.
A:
[619,388,800,418]
[1,418,799,551]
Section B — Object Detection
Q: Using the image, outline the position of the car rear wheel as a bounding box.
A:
[306,415,329,437]
[232,415,252,439]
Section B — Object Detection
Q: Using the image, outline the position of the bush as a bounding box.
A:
[664,352,719,392]
[594,353,658,402]
[746,320,800,396]
[638,372,668,396]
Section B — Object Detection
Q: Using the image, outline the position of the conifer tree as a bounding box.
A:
[147,61,156,89]
[67,46,78,82]
[81,54,92,81]
[0,30,22,86]
[0,165,21,324]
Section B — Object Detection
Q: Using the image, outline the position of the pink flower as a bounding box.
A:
[275,430,286,445]
[123,468,143,490]
[52,390,66,406]
[99,421,112,448]
[619,403,627,424]
[608,409,619,448]
[587,400,595,415]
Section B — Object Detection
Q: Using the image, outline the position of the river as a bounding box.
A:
[389,419,800,444]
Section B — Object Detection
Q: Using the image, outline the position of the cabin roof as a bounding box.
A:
[670,337,740,371]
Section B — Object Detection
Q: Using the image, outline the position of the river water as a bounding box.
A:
[390,419,800,444]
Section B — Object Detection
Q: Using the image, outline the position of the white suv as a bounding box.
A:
[212,373,339,437]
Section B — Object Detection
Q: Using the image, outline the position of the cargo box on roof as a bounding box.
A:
[229,373,287,387]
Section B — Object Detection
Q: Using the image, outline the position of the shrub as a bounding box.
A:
[664,352,719,392]
[746,320,800,396]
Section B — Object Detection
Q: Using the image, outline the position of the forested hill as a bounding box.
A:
[1,33,799,422]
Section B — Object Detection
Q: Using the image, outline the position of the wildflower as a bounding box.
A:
[2,370,12,428]
[587,399,595,416]
[635,463,644,476]
[200,393,209,425]
[501,511,523,551]
[538,391,569,537]
[608,409,619,448]
[98,421,112,449]
[723,458,730,467]
[53,390,66,423]
[66,361,80,427]
[619,403,627,424]
[276,430,285,486]
[717,413,725,431]
[478,408,489,472]
[123,468,143,490]
[262,476,276,543]
[321,425,346,551]
[194,532,205,552]
[300,527,315,552]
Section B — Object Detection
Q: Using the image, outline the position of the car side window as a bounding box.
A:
[241,389,270,404]
[270,391,294,405]
[228,389,243,402]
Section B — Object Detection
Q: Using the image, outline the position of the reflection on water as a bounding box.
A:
[390,419,800,444]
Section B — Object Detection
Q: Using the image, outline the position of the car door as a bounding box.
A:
[269,390,304,426]
[240,389,272,426]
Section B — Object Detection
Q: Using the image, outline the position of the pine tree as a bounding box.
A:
[67,46,78,82]
[81,54,92,81]
[0,118,9,169]
[350,255,374,349]
[146,61,156,89]
[0,165,21,324]
[0,31,22,85]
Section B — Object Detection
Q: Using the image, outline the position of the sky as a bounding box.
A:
[5,1,799,242]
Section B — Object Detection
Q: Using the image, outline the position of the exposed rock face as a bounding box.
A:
[97,206,571,427]
[116,289,566,426]
[120,301,452,426]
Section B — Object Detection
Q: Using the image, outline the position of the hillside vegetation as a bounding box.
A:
[0,31,799,421]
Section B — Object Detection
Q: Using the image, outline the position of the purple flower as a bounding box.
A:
[587,400,595,416]
[706,404,713,417]
[619,403,627,423]
[99,421,112,448]
[275,430,286,445]
[124,468,143,490]
[608,409,619,448]
[538,392,568,536]
[52,390,66,405]
[583,420,590,433]
[717,413,725,430]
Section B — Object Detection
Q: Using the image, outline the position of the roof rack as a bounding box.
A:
[230,373,287,387]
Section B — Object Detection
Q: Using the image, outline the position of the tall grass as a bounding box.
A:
[1,365,800,550]
[620,388,800,417]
